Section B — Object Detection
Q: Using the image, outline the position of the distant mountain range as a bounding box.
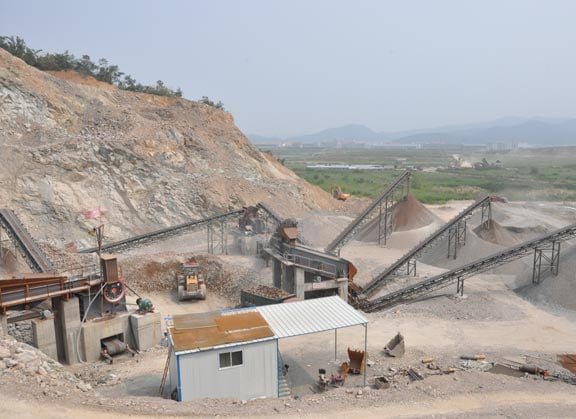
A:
[248,117,576,146]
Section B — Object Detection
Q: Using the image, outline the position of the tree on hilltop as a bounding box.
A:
[0,34,184,98]
[200,96,225,110]
[0,35,39,66]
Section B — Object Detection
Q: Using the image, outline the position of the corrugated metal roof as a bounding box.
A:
[256,295,368,339]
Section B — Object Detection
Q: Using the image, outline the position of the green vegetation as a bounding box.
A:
[199,96,225,110]
[268,146,576,204]
[0,35,182,97]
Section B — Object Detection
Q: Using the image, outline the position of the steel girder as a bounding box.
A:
[207,221,228,255]
[325,171,412,255]
[362,195,492,296]
[363,223,576,312]
[79,209,244,254]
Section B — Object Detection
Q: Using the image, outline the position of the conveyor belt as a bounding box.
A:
[79,209,244,253]
[325,171,411,254]
[363,222,576,312]
[0,209,54,273]
[256,203,282,226]
[362,196,491,296]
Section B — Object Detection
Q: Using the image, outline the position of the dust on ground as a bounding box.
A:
[2,198,576,418]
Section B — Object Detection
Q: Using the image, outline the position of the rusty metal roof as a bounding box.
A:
[169,296,367,354]
[256,295,368,339]
[558,354,576,374]
[169,310,275,354]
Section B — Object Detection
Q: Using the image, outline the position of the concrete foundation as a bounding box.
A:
[271,259,348,301]
[80,310,161,363]
[295,267,305,299]
[129,311,162,351]
[273,259,282,289]
[304,277,348,299]
[55,297,81,364]
[32,317,58,360]
[80,311,135,363]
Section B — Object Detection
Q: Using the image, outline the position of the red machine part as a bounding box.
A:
[103,280,126,303]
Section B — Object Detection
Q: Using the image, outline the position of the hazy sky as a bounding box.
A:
[2,0,576,137]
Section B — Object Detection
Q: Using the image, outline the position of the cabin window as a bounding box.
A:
[219,350,243,368]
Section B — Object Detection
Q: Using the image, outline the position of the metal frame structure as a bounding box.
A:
[480,200,492,227]
[447,220,467,259]
[0,270,101,314]
[79,209,244,254]
[361,196,492,296]
[532,241,560,284]
[266,235,351,280]
[207,220,228,255]
[325,171,412,255]
[256,296,369,386]
[363,222,576,312]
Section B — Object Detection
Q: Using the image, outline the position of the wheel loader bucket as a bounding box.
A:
[384,332,405,357]
[347,348,366,374]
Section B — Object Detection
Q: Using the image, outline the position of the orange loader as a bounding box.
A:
[331,184,350,201]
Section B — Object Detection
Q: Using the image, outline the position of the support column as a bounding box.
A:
[447,220,466,259]
[363,324,368,386]
[32,317,58,360]
[272,259,282,289]
[280,264,289,293]
[294,267,305,300]
[334,329,337,361]
[407,259,417,276]
[0,314,8,335]
[480,201,492,227]
[336,277,348,300]
[456,277,465,296]
[532,241,561,284]
[55,296,81,364]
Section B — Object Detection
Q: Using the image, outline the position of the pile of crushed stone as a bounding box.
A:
[419,225,505,270]
[299,210,354,249]
[473,219,521,246]
[392,194,442,231]
[517,243,576,311]
[119,252,261,302]
[0,334,94,398]
[356,194,440,242]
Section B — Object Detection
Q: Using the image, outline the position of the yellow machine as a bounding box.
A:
[331,184,351,201]
[176,260,207,301]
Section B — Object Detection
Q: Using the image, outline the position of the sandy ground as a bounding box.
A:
[2,199,576,417]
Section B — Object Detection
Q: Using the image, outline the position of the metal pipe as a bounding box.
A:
[334,329,337,361]
[363,324,367,386]
[0,279,102,309]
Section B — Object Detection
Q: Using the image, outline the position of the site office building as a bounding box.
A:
[167,296,369,401]
[167,310,279,401]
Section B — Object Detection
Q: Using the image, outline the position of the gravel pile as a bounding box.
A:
[120,252,262,302]
[0,334,94,399]
[8,321,33,346]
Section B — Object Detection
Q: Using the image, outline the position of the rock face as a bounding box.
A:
[0,49,335,246]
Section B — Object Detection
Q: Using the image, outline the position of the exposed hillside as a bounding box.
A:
[0,49,337,246]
